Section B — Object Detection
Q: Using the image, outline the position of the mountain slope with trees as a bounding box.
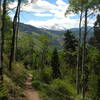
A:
[19,23,94,47]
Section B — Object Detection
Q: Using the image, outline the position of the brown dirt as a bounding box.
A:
[24,74,41,100]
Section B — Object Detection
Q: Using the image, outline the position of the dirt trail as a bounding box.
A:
[24,74,41,100]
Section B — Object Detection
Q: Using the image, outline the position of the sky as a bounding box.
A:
[9,0,96,30]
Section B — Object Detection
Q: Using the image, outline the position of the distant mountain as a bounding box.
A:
[19,23,94,47]
[19,23,64,35]
[70,27,94,40]
[19,23,65,47]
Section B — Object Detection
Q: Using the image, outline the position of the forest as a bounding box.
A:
[0,0,100,100]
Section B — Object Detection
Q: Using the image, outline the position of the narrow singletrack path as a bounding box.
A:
[24,74,41,100]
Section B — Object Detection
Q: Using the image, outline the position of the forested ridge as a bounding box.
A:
[0,0,100,100]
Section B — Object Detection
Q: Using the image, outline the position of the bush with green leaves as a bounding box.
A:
[5,62,28,87]
[45,79,76,100]
[32,66,53,83]
[32,80,49,90]
[0,83,8,100]
[32,79,76,100]
[87,48,100,100]
[3,75,27,100]
[32,69,41,80]
[41,67,53,83]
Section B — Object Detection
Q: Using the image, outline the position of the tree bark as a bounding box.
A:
[14,4,20,61]
[76,9,83,94]
[0,0,7,81]
[0,0,2,82]
[9,0,21,71]
[0,0,1,13]
[82,8,88,100]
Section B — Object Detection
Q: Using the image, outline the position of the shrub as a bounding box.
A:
[41,67,53,83]
[39,79,76,100]
[32,80,49,90]
[4,75,25,100]
[32,66,53,83]
[51,79,76,95]
[32,70,41,80]
[0,83,8,100]
[36,79,76,100]
[88,74,100,100]
[7,62,28,87]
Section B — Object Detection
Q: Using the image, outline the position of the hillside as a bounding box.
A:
[19,23,65,48]
[19,23,94,47]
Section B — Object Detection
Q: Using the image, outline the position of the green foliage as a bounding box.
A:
[63,30,77,67]
[11,63,28,86]
[63,30,77,84]
[2,55,28,100]
[38,34,51,46]
[17,32,35,67]
[88,73,99,100]
[36,79,76,100]
[41,67,53,83]
[4,62,28,87]
[3,16,12,57]
[0,83,8,100]
[66,0,100,14]
[51,48,61,78]
[87,48,100,73]
[3,74,27,100]
[32,66,53,83]
[32,80,49,90]
[87,48,100,100]
[32,70,41,80]
[63,30,77,52]
[3,54,28,87]
[37,34,51,68]
[3,54,9,70]
[50,79,76,96]
[17,32,52,69]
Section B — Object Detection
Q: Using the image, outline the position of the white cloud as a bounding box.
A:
[56,0,67,6]
[8,2,18,9]
[21,0,57,13]
[9,0,95,30]
[26,0,69,19]
[26,17,79,30]
[34,13,52,17]
[30,0,39,3]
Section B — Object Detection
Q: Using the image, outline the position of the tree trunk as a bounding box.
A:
[76,9,83,94]
[0,0,2,82]
[0,0,1,13]
[82,8,88,100]
[0,0,6,81]
[15,6,20,61]
[9,0,21,71]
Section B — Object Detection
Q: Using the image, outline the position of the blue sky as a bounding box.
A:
[9,0,95,30]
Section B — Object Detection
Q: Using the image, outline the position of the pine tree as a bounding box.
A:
[63,30,77,67]
[51,48,61,78]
